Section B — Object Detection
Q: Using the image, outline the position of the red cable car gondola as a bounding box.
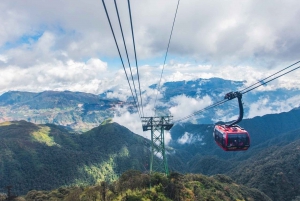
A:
[213,92,250,151]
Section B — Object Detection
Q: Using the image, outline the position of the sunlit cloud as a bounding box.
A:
[177,132,203,145]
[0,0,300,133]
[247,95,300,118]
[169,95,213,120]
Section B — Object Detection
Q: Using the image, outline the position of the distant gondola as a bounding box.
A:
[213,92,250,151]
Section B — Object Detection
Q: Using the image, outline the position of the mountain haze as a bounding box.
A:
[1,78,300,200]
[0,91,120,131]
[1,77,300,132]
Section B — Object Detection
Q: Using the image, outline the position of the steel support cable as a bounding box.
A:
[101,0,141,118]
[127,0,144,117]
[241,65,300,94]
[174,63,300,123]
[153,0,180,116]
[174,99,229,123]
[113,0,142,118]
[240,60,300,93]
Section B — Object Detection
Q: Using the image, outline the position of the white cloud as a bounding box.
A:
[247,95,300,118]
[0,58,108,94]
[86,58,107,71]
[0,0,299,94]
[112,104,173,144]
[0,55,8,63]
[112,106,144,135]
[169,95,213,120]
[177,132,203,145]
[0,0,300,123]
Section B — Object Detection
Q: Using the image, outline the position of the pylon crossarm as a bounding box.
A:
[142,116,173,176]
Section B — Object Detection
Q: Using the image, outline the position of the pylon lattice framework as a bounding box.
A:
[142,116,173,175]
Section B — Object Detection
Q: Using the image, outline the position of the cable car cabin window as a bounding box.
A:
[214,129,225,147]
[227,133,249,147]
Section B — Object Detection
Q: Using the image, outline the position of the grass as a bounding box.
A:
[31,126,59,146]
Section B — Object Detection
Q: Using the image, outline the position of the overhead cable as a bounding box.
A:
[127,0,144,117]
[174,62,300,123]
[153,0,181,116]
[101,0,141,118]
[113,0,142,117]
[240,60,300,93]
[241,63,300,94]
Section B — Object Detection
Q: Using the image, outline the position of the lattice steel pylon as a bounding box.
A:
[142,116,173,176]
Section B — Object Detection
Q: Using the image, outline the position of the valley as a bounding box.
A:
[0,79,300,200]
[0,107,299,200]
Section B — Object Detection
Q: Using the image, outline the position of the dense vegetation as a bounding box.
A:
[229,138,300,201]
[1,107,300,200]
[168,109,300,200]
[21,171,271,201]
[0,121,150,195]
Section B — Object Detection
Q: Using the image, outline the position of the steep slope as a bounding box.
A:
[0,121,150,195]
[228,138,300,201]
[173,126,300,201]
[168,107,300,174]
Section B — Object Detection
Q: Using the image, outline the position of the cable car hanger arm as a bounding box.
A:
[174,62,300,123]
[224,92,243,127]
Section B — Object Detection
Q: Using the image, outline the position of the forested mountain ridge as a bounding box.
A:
[23,171,272,201]
[167,109,300,200]
[0,120,150,195]
[229,138,300,201]
[168,107,300,167]
[1,103,300,199]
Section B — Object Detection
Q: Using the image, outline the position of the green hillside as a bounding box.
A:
[23,171,271,201]
[168,108,300,174]
[228,138,300,201]
[1,115,300,200]
[0,121,150,195]
[182,129,300,200]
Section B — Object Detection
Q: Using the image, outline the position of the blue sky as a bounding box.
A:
[1,0,300,136]
[1,0,300,96]
[1,0,300,97]
[1,0,300,94]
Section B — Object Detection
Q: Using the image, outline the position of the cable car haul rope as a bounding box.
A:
[175,60,300,151]
[101,1,300,152]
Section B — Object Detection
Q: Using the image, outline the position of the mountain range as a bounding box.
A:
[0,77,300,200]
[1,107,300,200]
[1,77,300,132]
[0,90,120,131]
